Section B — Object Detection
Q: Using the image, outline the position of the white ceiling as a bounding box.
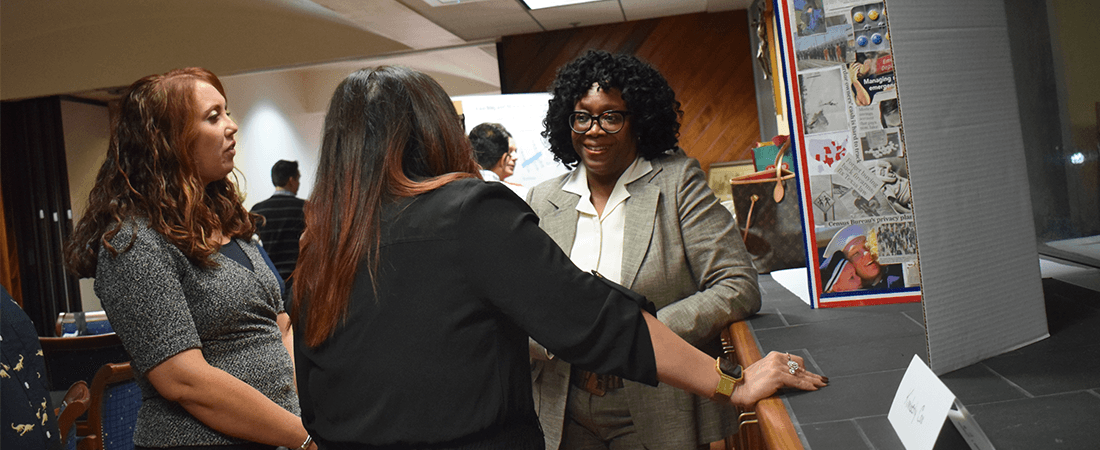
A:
[1,0,751,101]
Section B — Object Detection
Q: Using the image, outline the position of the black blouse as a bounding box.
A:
[294,179,657,447]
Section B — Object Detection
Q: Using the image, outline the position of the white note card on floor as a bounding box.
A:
[888,355,956,449]
[888,355,994,450]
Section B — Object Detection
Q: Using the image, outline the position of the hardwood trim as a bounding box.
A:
[723,321,804,450]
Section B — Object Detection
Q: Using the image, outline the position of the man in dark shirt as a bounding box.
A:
[251,160,306,281]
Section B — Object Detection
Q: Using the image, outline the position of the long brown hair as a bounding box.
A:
[293,66,479,347]
[66,67,254,276]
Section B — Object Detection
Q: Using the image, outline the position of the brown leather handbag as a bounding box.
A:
[729,141,807,273]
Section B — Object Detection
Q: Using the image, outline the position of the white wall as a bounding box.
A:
[221,71,325,208]
[221,59,503,208]
[61,99,109,311]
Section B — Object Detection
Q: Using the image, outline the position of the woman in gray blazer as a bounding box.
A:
[528,50,763,450]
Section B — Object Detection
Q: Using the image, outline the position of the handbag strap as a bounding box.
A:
[772,140,790,203]
[773,140,788,180]
[741,194,760,241]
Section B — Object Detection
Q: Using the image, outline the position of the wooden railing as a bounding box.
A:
[721,321,804,450]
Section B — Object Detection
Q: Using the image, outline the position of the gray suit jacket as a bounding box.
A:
[528,153,761,450]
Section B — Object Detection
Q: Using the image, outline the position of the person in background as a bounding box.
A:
[65,67,313,450]
[251,160,307,281]
[469,122,527,198]
[820,250,862,293]
[290,65,825,449]
[527,49,761,450]
[843,235,903,290]
[2,285,62,450]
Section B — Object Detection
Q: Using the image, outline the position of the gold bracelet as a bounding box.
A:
[296,434,313,450]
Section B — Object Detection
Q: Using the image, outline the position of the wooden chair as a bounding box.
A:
[56,380,91,450]
[56,311,113,336]
[38,333,129,392]
[77,362,141,450]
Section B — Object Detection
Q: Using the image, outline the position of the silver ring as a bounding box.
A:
[787,360,800,374]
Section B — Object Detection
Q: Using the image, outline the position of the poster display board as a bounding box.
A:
[774,0,921,308]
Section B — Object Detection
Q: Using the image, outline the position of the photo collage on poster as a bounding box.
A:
[790,0,919,297]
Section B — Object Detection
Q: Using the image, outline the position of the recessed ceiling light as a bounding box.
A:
[521,0,606,10]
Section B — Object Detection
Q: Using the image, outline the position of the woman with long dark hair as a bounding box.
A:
[67,68,313,450]
[291,66,826,449]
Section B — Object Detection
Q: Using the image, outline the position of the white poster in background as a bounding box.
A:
[453,93,570,191]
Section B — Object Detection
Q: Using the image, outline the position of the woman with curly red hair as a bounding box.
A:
[67,68,313,450]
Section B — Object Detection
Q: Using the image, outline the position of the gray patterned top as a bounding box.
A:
[94,221,300,447]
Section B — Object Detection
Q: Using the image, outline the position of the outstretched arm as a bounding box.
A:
[643,312,827,408]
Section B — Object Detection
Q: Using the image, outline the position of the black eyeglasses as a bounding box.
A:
[569,110,631,134]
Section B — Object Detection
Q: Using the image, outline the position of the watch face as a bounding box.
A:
[719,358,742,381]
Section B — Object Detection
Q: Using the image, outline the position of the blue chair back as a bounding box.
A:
[81,362,140,450]
[100,380,141,450]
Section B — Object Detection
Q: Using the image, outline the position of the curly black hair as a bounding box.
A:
[542,50,682,168]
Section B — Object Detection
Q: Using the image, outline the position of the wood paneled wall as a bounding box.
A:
[499,11,761,173]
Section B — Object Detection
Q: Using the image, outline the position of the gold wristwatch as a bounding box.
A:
[714,357,743,399]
